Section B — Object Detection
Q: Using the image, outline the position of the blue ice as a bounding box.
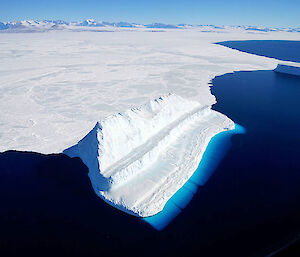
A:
[143,124,246,231]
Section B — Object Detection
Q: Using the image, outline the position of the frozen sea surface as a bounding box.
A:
[1,69,299,257]
[0,30,300,221]
[1,35,300,257]
[1,31,299,154]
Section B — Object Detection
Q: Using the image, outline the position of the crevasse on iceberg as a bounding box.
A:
[64,93,234,217]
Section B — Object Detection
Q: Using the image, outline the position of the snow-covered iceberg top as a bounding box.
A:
[64,94,234,217]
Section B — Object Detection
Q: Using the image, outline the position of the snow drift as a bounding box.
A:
[64,94,234,217]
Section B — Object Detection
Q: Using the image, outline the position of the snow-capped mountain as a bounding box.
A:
[0,20,69,31]
[0,19,299,33]
[77,19,104,27]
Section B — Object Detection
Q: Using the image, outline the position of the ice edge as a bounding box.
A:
[64,93,235,217]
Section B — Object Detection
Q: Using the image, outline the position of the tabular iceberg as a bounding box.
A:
[64,94,234,217]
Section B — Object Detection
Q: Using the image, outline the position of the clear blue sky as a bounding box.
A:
[0,0,299,27]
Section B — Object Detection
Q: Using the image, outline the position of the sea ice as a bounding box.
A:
[1,30,298,154]
[64,94,234,217]
[0,28,299,218]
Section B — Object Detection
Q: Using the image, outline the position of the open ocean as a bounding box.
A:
[0,40,299,257]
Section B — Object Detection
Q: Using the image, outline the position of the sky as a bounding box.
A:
[0,0,299,27]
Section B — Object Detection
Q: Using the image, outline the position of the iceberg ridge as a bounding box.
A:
[64,94,234,217]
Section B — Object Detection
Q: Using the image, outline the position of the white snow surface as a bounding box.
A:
[1,28,300,217]
[1,30,299,154]
[64,93,234,216]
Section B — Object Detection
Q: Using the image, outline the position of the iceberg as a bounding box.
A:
[144,124,246,230]
[64,94,234,217]
[274,63,300,76]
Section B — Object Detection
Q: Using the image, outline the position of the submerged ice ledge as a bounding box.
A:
[64,94,234,217]
[144,124,246,230]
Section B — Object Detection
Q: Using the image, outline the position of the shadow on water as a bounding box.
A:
[1,69,300,257]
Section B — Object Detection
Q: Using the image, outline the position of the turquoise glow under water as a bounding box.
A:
[143,124,246,231]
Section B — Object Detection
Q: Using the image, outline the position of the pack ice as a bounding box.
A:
[64,94,234,217]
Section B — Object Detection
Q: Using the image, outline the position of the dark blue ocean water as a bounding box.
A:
[216,40,300,63]
[1,41,300,257]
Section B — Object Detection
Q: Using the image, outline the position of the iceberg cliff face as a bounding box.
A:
[64,94,234,217]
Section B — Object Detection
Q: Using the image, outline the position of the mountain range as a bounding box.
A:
[0,19,299,32]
